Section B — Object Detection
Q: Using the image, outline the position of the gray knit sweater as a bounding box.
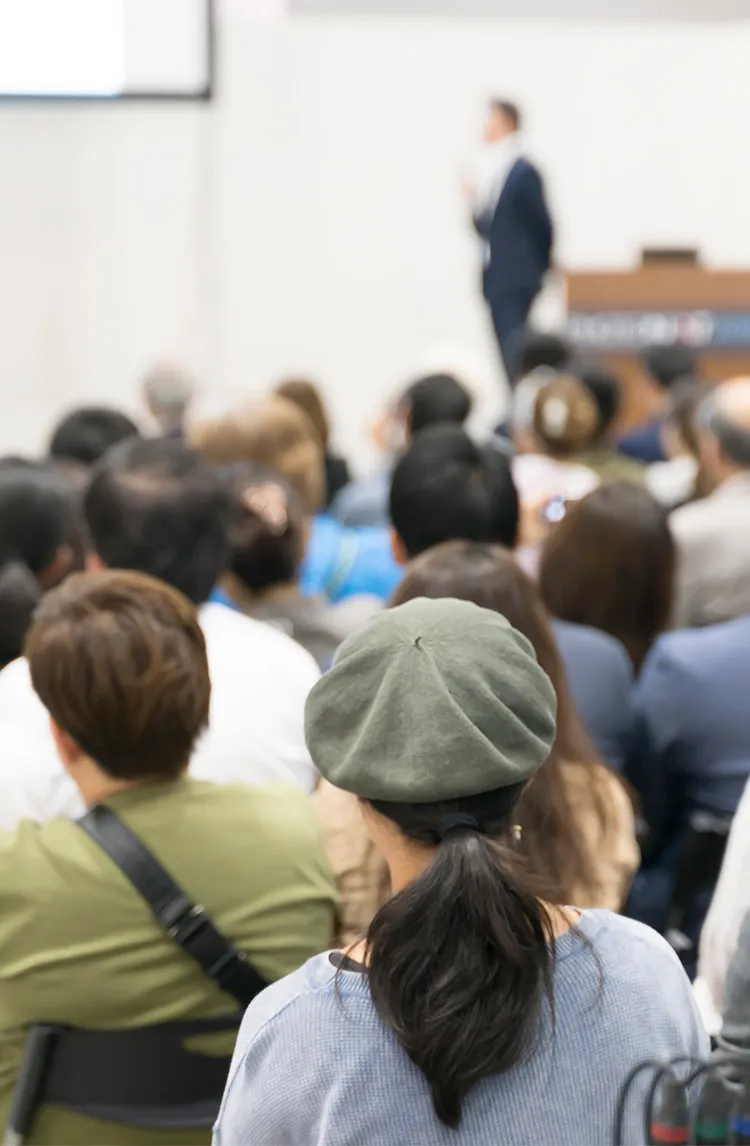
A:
[214,910,707,1146]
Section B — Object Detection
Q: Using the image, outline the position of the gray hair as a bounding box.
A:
[143,366,193,414]
[699,392,750,468]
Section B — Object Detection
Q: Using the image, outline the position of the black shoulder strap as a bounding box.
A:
[78,804,268,1009]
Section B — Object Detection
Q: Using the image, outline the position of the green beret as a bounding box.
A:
[305,597,557,803]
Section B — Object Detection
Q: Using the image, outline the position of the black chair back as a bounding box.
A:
[6,1013,241,1145]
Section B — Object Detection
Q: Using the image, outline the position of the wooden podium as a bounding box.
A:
[566,263,750,428]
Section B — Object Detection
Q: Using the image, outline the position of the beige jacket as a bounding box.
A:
[314,765,639,947]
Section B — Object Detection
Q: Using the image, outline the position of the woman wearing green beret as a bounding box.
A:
[215,597,706,1146]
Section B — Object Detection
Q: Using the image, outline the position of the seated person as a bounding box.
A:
[330,372,473,530]
[216,599,705,1146]
[274,377,352,507]
[626,612,750,971]
[0,439,320,828]
[618,344,698,464]
[218,465,377,669]
[389,425,635,770]
[646,379,711,509]
[193,397,401,603]
[0,569,337,1145]
[316,541,639,946]
[142,361,195,440]
[49,406,141,468]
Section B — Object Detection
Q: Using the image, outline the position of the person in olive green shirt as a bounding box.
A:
[0,568,337,1146]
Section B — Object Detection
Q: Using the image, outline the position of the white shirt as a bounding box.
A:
[0,602,320,831]
[698,774,750,1019]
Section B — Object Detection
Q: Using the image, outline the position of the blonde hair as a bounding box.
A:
[191,396,325,514]
[532,373,601,456]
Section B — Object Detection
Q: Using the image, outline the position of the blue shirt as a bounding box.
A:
[330,472,390,530]
[618,417,666,464]
[214,910,706,1146]
[552,620,634,771]
[301,514,401,604]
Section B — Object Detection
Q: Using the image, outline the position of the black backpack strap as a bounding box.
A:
[78,805,268,1009]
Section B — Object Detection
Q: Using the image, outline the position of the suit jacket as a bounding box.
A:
[670,473,750,628]
[474,156,553,300]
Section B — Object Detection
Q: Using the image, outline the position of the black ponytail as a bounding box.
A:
[365,783,554,1130]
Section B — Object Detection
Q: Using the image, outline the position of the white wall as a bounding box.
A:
[0,16,749,463]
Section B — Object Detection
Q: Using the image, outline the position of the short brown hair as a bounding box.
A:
[26,570,210,780]
[192,396,324,514]
[275,378,330,448]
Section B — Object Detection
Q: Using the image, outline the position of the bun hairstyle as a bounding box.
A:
[531,372,602,455]
[227,465,305,594]
[0,461,79,669]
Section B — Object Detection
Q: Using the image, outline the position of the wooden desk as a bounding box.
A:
[566,266,750,428]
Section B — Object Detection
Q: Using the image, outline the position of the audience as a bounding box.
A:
[142,361,195,440]
[217,464,377,669]
[316,542,638,944]
[0,438,321,829]
[194,395,400,602]
[0,461,81,669]
[646,378,710,508]
[513,367,645,488]
[539,482,676,672]
[331,371,473,529]
[0,570,336,1144]
[671,377,750,627]
[49,406,141,467]
[275,377,352,507]
[515,328,572,377]
[628,600,750,967]
[216,599,705,1146]
[389,425,635,769]
[618,344,698,464]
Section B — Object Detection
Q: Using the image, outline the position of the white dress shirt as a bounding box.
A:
[0,601,320,831]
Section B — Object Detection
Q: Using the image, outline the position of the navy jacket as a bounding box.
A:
[475,157,553,300]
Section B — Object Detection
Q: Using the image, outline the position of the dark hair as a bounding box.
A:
[392,541,621,905]
[539,483,676,671]
[0,462,80,669]
[227,465,304,593]
[275,378,331,449]
[403,374,473,438]
[26,570,209,781]
[517,331,571,380]
[573,361,622,434]
[365,783,553,1129]
[83,438,232,605]
[492,99,521,131]
[390,425,519,558]
[643,344,697,391]
[49,407,141,467]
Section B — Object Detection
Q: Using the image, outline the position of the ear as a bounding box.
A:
[85,552,105,573]
[49,718,83,773]
[390,530,410,568]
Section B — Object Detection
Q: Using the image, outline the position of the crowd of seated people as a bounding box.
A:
[0,342,749,1142]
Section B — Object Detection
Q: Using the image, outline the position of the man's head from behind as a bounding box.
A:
[27,570,210,791]
[390,425,519,562]
[484,99,521,145]
[697,377,750,489]
[643,344,697,392]
[49,406,141,468]
[83,438,232,606]
[404,373,473,439]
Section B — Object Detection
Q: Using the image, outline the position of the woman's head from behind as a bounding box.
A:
[227,465,306,596]
[305,597,558,1129]
[539,482,676,670]
[513,366,620,458]
[392,541,605,900]
[0,460,81,669]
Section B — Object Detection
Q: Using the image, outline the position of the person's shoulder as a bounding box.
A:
[670,490,716,536]
[578,910,690,978]
[648,617,750,673]
[199,601,320,680]
[552,619,633,676]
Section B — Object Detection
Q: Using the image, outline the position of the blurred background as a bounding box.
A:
[0,0,748,460]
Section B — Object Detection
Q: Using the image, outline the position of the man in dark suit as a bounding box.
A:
[469,100,554,385]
